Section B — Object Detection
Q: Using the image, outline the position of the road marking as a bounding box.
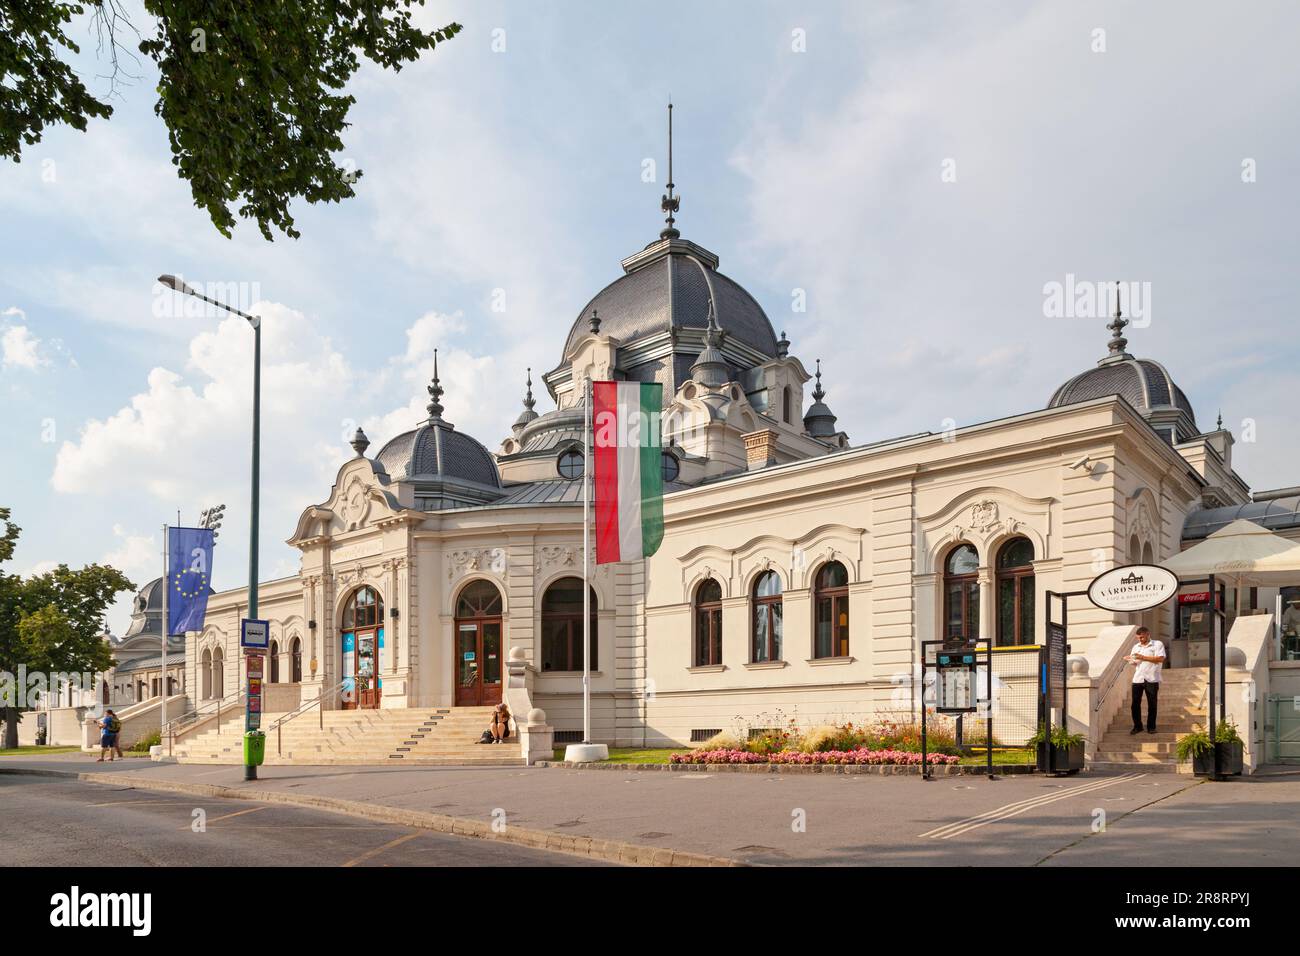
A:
[91,800,201,807]
[919,774,1146,840]
[340,832,422,867]
[186,805,269,829]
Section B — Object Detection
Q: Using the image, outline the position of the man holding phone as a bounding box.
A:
[1127,626,1166,735]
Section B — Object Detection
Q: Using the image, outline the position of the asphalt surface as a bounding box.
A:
[0,774,601,867]
[3,756,1298,866]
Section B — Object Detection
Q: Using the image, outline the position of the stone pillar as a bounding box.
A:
[519,707,555,765]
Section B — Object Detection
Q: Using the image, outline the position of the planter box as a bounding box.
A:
[1191,740,1244,777]
[1037,740,1084,775]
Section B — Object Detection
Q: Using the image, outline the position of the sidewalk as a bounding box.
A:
[2,753,1295,866]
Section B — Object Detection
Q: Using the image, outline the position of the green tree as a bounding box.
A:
[1,2,461,239]
[0,510,133,749]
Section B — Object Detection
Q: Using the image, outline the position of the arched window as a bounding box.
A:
[290,637,302,683]
[342,586,383,629]
[783,386,793,424]
[541,577,597,672]
[995,537,1035,646]
[751,570,783,662]
[557,449,584,479]
[269,640,280,683]
[943,543,980,642]
[693,579,723,667]
[457,579,503,618]
[212,647,224,699]
[201,648,212,700]
[814,561,850,658]
[341,586,384,709]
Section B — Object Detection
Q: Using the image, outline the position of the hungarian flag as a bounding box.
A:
[593,381,664,564]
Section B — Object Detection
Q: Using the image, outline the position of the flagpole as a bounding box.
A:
[582,377,592,745]
[161,523,168,747]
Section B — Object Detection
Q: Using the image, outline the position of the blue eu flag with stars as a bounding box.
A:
[168,527,215,636]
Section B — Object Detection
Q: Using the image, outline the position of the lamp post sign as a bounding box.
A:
[245,652,264,731]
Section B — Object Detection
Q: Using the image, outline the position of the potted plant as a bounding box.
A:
[1176,720,1244,777]
[1029,722,1086,775]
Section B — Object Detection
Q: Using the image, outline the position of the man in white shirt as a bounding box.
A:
[1127,626,1166,735]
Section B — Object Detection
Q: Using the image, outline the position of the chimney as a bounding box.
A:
[743,429,779,470]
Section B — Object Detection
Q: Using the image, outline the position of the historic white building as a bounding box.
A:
[185,188,1298,765]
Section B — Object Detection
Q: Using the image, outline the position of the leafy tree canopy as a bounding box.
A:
[1,2,461,239]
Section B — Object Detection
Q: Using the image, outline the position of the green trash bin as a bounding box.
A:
[243,730,266,766]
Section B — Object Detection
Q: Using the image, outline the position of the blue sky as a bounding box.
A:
[3,0,1298,635]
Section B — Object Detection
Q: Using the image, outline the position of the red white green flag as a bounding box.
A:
[593,381,664,564]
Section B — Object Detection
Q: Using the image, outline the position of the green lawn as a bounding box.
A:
[0,746,81,756]
[552,747,679,764]
[957,747,1036,766]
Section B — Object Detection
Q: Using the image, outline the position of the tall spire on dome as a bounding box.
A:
[660,100,681,240]
[1102,280,1131,362]
[514,366,539,431]
[426,348,445,421]
[812,359,826,403]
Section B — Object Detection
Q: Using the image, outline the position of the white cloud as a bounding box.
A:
[2,308,47,370]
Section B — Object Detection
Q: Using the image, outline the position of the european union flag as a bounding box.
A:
[167,527,215,636]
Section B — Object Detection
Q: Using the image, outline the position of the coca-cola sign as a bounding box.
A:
[1087,564,1180,612]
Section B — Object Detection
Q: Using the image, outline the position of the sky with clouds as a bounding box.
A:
[2,0,1298,636]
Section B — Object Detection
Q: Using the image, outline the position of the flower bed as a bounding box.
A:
[670,747,960,766]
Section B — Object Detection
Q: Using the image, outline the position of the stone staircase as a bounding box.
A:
[1089,667,1208,773]
[173,706,524,766]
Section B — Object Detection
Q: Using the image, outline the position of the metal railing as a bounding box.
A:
[161,689,244,756]
[264,679,351,756]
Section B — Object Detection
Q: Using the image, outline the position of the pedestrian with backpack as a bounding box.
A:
[96,709,121,762]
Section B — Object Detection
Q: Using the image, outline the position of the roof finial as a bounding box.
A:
[812,358,826,402]
[589,308,601,334]
[524,367,536,412]
[1216,409,1224,430]
[426,348,445,421]
[777,330,790,358]
[660,100,681,240]
[350,426,370,458]
[1105,280,1130,359]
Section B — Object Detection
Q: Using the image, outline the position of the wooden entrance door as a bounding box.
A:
[455,620,502,706]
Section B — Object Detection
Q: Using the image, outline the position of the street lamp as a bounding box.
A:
[159,275,262,780]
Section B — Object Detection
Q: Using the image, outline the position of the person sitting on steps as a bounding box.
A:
[490,702,512,744]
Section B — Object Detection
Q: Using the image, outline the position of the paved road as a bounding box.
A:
[3,756,1297,865]
[0,773,601,867]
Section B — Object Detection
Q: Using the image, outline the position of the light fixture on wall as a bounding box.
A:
[390,607,400,620]
[307,620,317,630]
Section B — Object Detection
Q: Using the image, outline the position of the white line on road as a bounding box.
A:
[919,774,1147,840]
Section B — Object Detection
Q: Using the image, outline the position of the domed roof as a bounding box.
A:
[374,353,501,489]
[560,238,779,363]
[1049,356,1197,424]
[1048,293,1198,435]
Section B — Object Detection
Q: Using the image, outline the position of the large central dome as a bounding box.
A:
[560,237,779,363]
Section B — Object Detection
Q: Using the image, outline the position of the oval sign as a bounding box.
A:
[1087,564,1180,612]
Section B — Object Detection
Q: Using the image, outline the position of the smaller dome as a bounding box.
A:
[1048,290,1198,437]
[374,350,501,489]
[375,423,501,487]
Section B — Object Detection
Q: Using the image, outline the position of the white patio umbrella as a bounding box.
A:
[1163,518,1300,586]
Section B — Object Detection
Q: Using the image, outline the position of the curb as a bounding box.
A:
[76,771,740,868]
[537,760,1036,775]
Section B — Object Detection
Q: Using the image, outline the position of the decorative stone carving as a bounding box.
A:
[447,548,506,581]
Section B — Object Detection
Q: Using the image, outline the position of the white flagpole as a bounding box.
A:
[161,524,169,743]
[582,378,592,745]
